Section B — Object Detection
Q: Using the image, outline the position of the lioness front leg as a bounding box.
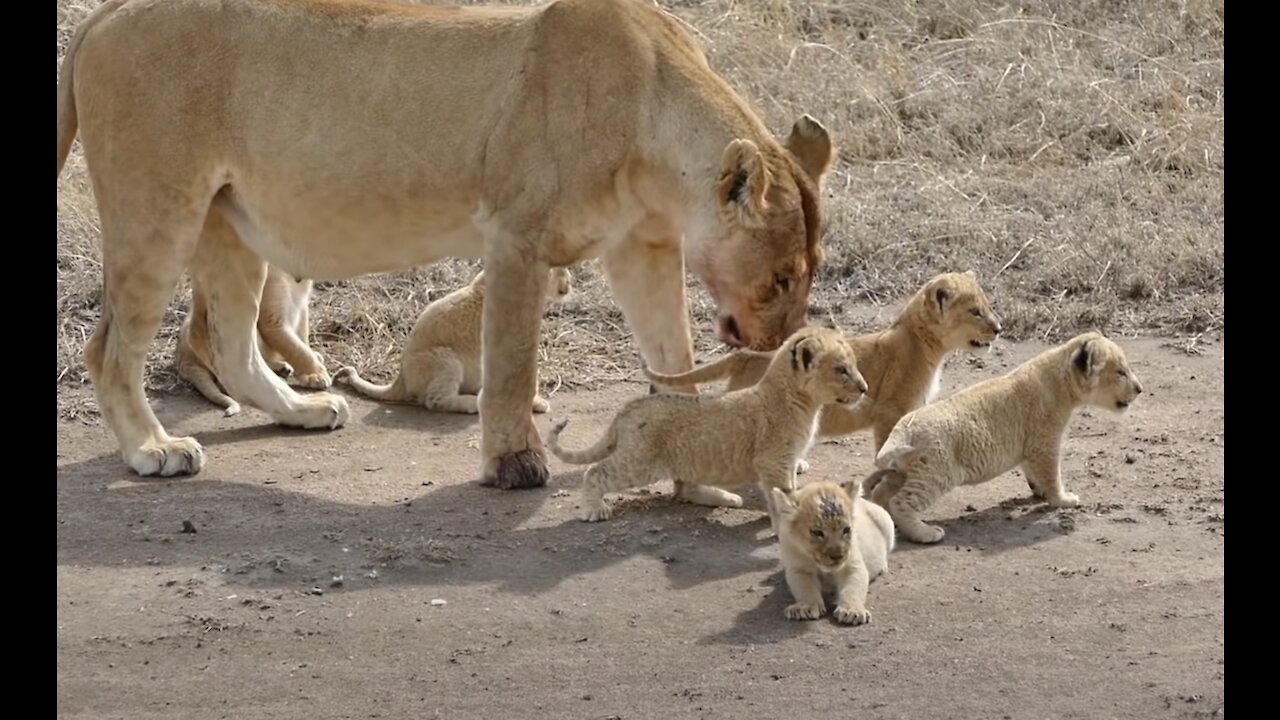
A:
[1023,446,1078,508]
[782,566,826,621]
[602,240,701,502]
[477,247,551,489]
[194,213,348,431]
[832,559,872,626]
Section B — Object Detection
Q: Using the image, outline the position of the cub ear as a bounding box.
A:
[935,285,952,316]
[790,337,818,372]
[770,487,797,517]
[838,477,862,498]
[963,269,977,279]
[1073,340,1095,376]
[718,139,770,228]
[784,114,835,183]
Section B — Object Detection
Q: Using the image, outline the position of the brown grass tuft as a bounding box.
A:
[56,0,1224,409]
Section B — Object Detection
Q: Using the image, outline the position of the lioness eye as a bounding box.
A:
[810,529,824,538]
[842,526,852,536]
[775,275,791,293]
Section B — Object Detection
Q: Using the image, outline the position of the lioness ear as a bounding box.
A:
[1073,340,1095,376]
[718,139,770,228]
[784,114,834,183]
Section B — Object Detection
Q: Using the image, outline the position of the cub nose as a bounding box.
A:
[992,321,1003,335]
[826,549,846,562]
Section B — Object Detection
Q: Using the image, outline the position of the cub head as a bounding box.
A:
[545,267,574,305]
[699,115,835,352]
[771,480,863,570]
[911,270,1002,351]
[774,326,868,407]
[1067,332,1143,413]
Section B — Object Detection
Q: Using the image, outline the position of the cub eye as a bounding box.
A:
[809,529,825,539]
[1117,369,1128,378]
[835,365,850,378]
[775,275,791,293]
[969,308,982,317]
[842,526,852,537]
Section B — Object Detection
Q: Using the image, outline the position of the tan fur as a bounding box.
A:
[57,0,835,482]
[646,271,1002,472]
[175,223,327,416]
[771,480,895,625]
[335,268,572,414]
[547,327,867,528]
[867,331,1144,544]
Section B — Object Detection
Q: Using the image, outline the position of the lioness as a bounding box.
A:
[335,267,573,414]
[57,0,834,483]
[177,233,329,416]
[646,271,1002,471]
[867,331,1144,544]
[547,327,868,528]
[771,479,895,625]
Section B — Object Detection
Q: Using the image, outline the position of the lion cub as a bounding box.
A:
[548,327,868,527]
[336,267,572,414]
[771,480,895,625]
[867,331,1144,544]
[176,264,326,417]
[646,271,1001,472]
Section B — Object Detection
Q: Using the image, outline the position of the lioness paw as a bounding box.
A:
[902,523,945,544]
[1047,491,1081,508]
[274,393,350,430]
[128,436,205,477]
[784,603,825,621]
[834,605,872,626]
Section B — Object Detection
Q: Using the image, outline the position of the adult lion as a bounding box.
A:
[55,0,835,489]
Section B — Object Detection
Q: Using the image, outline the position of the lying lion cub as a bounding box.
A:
[548,327,868,526]
[772,480,895,625]
[336,267,572,414]
[867,331,1144,544]
[176,264,327,417]
[646,271,1002,472]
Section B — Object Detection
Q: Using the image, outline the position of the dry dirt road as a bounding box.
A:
[57,337,1224,720]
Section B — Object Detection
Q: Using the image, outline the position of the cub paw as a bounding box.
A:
[1047,491,1081,509]
[784,603,825,621]
[794,458,812,475]
[833,605,872,626]
[532,395,551,414]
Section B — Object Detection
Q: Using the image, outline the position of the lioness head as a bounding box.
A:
[1067,332,1143,413]
[772,480,862,570]
[913,270,1002,351]
[703,115,835,351]
[774,326,868,407]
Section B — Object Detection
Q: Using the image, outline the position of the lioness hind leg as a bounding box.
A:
[86,197,207,477]
[420,354,478,415]
[887,475,949,544]
[673,484,744,509]
[194,211,348,431]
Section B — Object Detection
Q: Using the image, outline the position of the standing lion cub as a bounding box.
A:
[645,271,1002,473]
[176,264,327,417]
[336,267,573,414]
[772,479,895,625]
[867,331,1144,544]
[547,327,868,528]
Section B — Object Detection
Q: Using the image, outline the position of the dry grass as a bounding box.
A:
[56,0,1224,408]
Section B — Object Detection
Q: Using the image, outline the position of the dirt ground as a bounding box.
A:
[56,336,1224,720]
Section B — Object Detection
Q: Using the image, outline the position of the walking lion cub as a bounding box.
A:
[548,327,867,526]
[772,479,895,625]
[336,267,572,414]
[867,331,1144,544]
[645,271,1002,472]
